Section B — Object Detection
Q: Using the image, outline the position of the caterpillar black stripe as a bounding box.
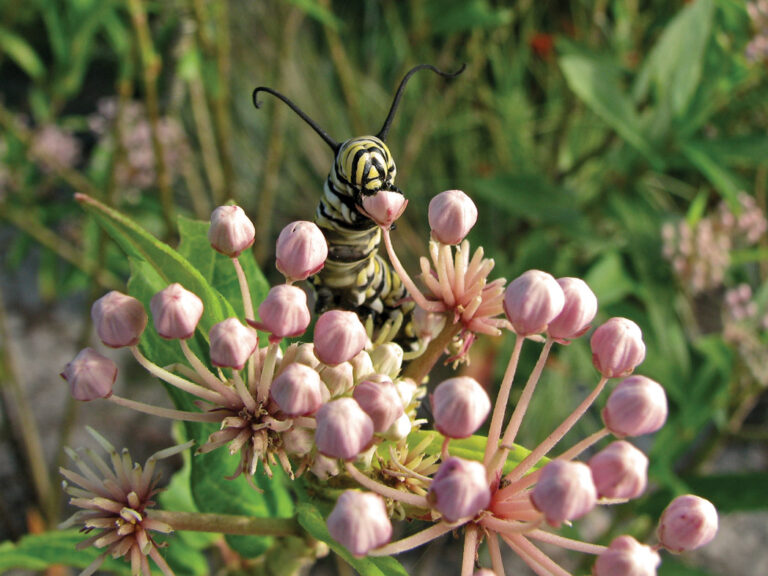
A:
[252,64,465,349]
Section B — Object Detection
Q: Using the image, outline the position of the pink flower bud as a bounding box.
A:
[531,460,597,526]
[270,362,323,416]
[413,307,446,341]
[428,457,490,523]
[593,536,660,576]
[208,205,255,257]
[314,310,368,366]
[209,318,258,370]
[588,441,648,500]
[474,571,497,576]
[369,343,403,379]
[91,291,147,348]
[315,398,374,460]
[327,491,392,557]
[256,285,311,342]
[60,348,116,401]
[275,221,328,281]
[361,191,408,228]
[311,454,340,480]
[431,376,491,439]
[281,427,313,456]
[353,375,404,432]
[428,190,478,245]
[548,278,597,342]
[657,495,718,553]
[591,318,646,378]
[603,376,667,437]
[150,283,204,340]
[319,362,355,397]
[350,350,375,382]
[382,412,412,441]
[503,270,565,336]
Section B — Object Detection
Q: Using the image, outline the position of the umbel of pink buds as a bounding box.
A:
[428,189,478,245]
[588,441,648,500]
[209,318,258,370]
[256,285,311,342]
[315,398,374,460]
[352,376,404,433]
[313,310,368,366]
[591,317,646,378]
[208,205,255,257]
[593,535,661,576]
[91,291,147,348]
[431,376,491,439]
[150,283,204,340]
[531,460,597,526]
[657,495,718,553]
[603,375,667,437]
[361,190,408,228]
[548,277,598,341]
[504,270,565,336]
[428,457,490,523]
[275,221,328,282]
[61,348,116,401]
[327,491,392,557]
[270,362,324,416]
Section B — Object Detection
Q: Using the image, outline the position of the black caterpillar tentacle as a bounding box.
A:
[253,64,465,349]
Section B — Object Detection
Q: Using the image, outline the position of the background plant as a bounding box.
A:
[0,1,766,575]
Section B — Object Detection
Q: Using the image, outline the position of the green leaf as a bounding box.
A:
[685,472,768,513]
[681,141,744,204]
[680,136,768,168]
[177,216,270,318]
[584,252,636,306]
[296,503,408,576]
[659,557,718,576]
[286,0,343,30]
[408,430,541,475]
[0,26,46,79]
[427,0,513,35]
[0,530,131,574]
[559,52,663,168]
[633,0,714,117]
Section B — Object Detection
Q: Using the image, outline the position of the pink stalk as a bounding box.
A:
[165,362,207,385]
[232,372,257,412]
[501,534,553,576]
[148,547,175,576]
[461,524,479,576]
[504,376,609,484]
[436,244,456,306]
[179,340,239,403]
[483,336,525,467]
[381,228,444,313]
[481,516,541,534]
[344,462,429,509]
[292,416,316,429]
[130,346,228,405]
[503,534,572,576]
[453,242,469,299]
[528,529,606,555]
[231,257,255,321]
[487,531,505,576]
[490,338,554,475]
[369,522,454,556]
[108,394,221,422]
[256,342,279,403]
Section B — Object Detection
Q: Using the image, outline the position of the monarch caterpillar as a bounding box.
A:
[252,64,465,349]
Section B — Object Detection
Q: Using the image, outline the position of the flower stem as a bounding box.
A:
[130,346,228,405]
[257,342,278,403]
[370,522,454,556]
[403,321,462,384]
[108,395,221,422]
[461,524,479,576]
[232,258,254,321]
[484,335,524,467]
[528,529,606,555]
[147,509,300,536]
[504,377,609,484]
[489,338,553,476]
[502,533,571,576]
[381,228,445,313]
[179,340,240,405]
[487,531,505,576]
[344,462,429,509]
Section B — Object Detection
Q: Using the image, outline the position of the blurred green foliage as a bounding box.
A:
[1,0,767,574]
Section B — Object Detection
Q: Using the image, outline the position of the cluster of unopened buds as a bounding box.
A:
[61,190,718,576]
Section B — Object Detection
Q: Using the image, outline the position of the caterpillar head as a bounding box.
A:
[336,136,397,197]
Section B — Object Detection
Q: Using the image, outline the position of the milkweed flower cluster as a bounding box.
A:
[747,0,768,62]
[661,192,767,294]
[62,191,718,576]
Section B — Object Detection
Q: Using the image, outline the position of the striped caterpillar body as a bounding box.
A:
[253,64,465,348]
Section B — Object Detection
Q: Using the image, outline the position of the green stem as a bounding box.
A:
[148,509,301,536]
[403,321,462,384]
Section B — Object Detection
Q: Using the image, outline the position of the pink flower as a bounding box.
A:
[61,348,116,401]
[209,318,258,370]
[314,310,368,366]
[91,291,147,348]
[428,457,490,523]
[150,283,204,340]
[504,270,565,336]
[208,205,255,257]
[431,376,491,439]
[428,190,478,245]
[602,376,667,437]
[270,362,324,416]
[588,441,648,500]
[275,221,328,281]
[255,285,311,342]
[548,277,597,342]
[591,318,646,378]
[315,398,374,460]
[531,461,597,526]
[353,376,404,432]
[593,536,660,576]
[327,491,392,556]
[361,191,408,228]
[657,495,718,553]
